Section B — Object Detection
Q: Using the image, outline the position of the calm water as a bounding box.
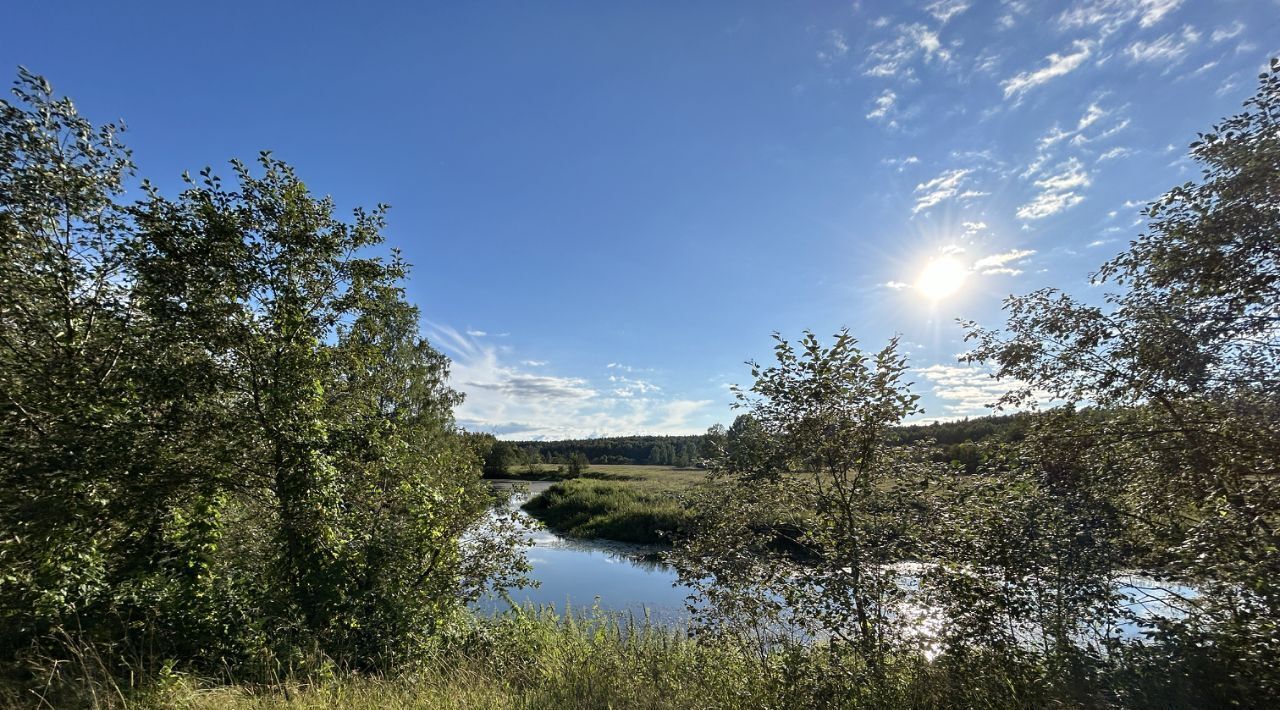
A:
[477,480,691,621]
[477,480,1195,640]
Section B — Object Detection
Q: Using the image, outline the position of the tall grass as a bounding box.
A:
[8,610,771,709]
[521,480,690,544]
[8,608,1229,709]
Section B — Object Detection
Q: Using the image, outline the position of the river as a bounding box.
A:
[477,480,1195,641]
[476,480,691,621]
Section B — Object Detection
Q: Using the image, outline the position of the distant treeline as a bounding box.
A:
[894,412,1030,474]
[476,412,1031,475]
[510,435,707,466]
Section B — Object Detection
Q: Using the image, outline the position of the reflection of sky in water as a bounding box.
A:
[479,480,1197,643]
[476,480,691,623]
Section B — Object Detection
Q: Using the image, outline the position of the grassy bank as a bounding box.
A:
[496,465,703,545]
[26,610,1078,710]
[521,478,691,544]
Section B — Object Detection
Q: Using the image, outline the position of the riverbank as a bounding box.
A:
[513,465,703,544]
[521,479,689,544]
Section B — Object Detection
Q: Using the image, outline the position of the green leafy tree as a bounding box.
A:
[0,67,139,650]
[131,155,394,645]
[961,59,1280,702]
[129,153,527,662]
[921,409,1130,700]
[673,331,939,675]
[483,439,521,476]
[673,444,691,469]
[567,451,589,477]
[723,414,769,474]
[1,69,526,674]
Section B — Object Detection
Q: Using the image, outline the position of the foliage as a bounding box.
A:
[918,409,1134,704]
[0,67,138,655]
[672,331,942,674]
[507,434,710,467]
[479,436,523,477]
[564,451,589,477]
[961,58,1280,701]
[0,69,524,678]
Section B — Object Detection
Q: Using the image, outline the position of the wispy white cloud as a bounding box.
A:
[1001,41,1093,99]
[972,249,1034,272]
[912,168,986,214]
[915,363,1054,418]
[1023,102,1127,180]
[1072,117,1130,146]
[1058,0,1182,37]
[1216,73,1241,97]
[818,29,849,62]
[1072,102,1108,133]
[866,89,898,124]
[1211,21,1244,43]
[882,155,920,172]
[609,373,661,398]
[925,0,971,24]
[996,0,1029,30]
[1017,158,1091,220]
[973,248,1035,275]
[428,325,716,439]
[1036,102,1108,153]
[1126,25,1200,64]
[1137,0,1183,28]
[864,23,951,77]
[1188,60,1219,77]
[430,324,595,404]
[883,280,910,290]
[1096,146,1134,161]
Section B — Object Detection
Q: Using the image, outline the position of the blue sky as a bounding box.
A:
[6,1,1277,438]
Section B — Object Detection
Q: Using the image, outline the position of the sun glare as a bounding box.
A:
[916,256,968,301]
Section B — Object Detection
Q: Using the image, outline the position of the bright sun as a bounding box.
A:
[916,256,968,301]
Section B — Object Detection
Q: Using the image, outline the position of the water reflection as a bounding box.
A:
[476,480,690,622]
[478,480,1196,647]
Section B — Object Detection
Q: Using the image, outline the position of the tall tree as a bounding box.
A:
[2,69,526,672]
[673,331,938,673]
[962,58,1280,701]
[0,68,138,647]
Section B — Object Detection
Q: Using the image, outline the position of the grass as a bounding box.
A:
[521,478,692,544]
[494,464,705,545]
[12,611,744,709]
[24,609,1067,710]
[489,463,707,489]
